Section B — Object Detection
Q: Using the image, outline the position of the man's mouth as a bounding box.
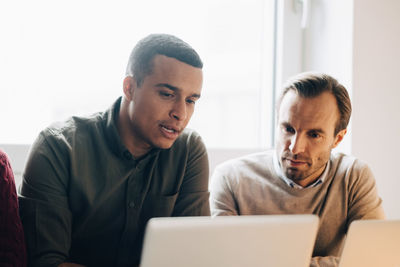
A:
[161,125,177,133]
[160,124,181,139]
[285,158,309,167]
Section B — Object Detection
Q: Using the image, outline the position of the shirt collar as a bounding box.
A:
[273,151,330,189]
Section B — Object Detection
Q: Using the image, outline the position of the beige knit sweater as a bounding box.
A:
[210,150,385,267]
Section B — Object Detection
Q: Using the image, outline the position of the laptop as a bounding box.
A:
[140,214,319,267]
[339,219,400,267]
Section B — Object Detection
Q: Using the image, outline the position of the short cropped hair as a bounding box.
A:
[277,72,352,135]
[125,33,203,86]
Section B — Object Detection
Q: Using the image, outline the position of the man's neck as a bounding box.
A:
[295,164,327,188]
[117,100,151,158]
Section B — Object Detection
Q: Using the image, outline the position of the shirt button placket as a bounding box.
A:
[118,167,139,265]
[127,163,141,210]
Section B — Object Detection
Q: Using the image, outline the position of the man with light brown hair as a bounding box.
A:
[210,72,384,267]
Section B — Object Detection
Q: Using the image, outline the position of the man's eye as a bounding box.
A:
[186,99,196,105]
[160,92,173,98]
[309,132,320,138]
[285,126,295,133]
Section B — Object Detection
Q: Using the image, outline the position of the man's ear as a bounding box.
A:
[123,76,136,101]
[332,128,347,148]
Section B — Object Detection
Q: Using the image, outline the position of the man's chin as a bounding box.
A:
[151,132,183,150]
[154,140,176,150]
[284,169,305,181]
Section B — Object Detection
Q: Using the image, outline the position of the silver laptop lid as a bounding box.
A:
[140,214,319,267]
[339,219,400,267]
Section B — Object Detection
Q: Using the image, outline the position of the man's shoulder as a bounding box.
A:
[331,153,370,171]
[157,128,206,163]
[0,149,9,166]
[177,128,202,140]
[172,128,204,149]
[0,149,12,180]
[330,153,373,181]
[39,99,119,147]
[28,112,106,159]
[41,112,104,142]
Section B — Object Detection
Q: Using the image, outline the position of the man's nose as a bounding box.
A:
[170,99,187,121]
[289,134,306,154]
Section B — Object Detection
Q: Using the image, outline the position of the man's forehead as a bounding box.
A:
[280,90,338,112]
[278,90,339,130]
[147,55,203,95]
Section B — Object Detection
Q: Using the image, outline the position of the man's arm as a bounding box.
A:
[347,162,385,222]
[209,164,239,216]
[309,160,385,267]
[19,133,73,267]
[172,132,210,216]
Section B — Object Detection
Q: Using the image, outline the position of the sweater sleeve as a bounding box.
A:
[347,162,385,223]
[210,164,239,216]
[310,159,385,267]
[0,150,27,267]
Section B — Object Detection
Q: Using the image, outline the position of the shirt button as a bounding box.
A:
[128,201,135,208]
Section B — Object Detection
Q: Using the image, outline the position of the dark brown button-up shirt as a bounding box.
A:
[19,98,210,267]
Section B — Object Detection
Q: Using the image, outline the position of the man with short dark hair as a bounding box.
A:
[19,34,210,267]
[210,72,384,267]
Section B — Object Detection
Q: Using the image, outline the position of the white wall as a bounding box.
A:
[303,0,400,218]
[352,0,400,219]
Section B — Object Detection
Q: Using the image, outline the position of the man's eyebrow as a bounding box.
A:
[156,83,201,98]
[280,122,326,134]
[156,83,179,91]
[309,128,326,134]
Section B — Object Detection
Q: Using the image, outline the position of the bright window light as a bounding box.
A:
[0,0,275,148]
